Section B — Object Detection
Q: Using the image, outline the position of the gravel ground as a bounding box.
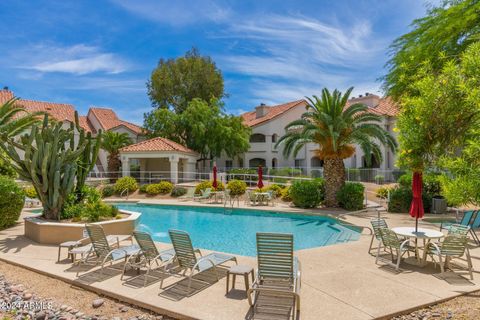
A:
[0,261,176,320]
[392,290,480,320]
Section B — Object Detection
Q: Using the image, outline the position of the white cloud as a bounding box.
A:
[111,0,231,26]
[17,44,129,75]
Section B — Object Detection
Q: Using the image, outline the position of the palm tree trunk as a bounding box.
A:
[323,157,346,207]
[107,152,121,182]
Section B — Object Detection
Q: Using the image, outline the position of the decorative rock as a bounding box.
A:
[23,292,33,300]
[76,311,85,317]
[35,310,47,320]
[120,306,129,313]
[112,317,122,320]
[92,299,105,308]
[60,305,69,311]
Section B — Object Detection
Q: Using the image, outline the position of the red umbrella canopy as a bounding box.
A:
[212,165,218,189]
[409,171,424,221]
[257,165,264,189]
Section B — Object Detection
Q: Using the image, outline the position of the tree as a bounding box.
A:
[382,0,480,99]
[0,98,43,141]
[146,48,225,114]
[101,131,133,172]
[395,42,480,171]
[276,87,397,207]
[0,149,16,178]
[145,98,250,162]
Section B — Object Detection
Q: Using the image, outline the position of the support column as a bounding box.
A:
[121,155,130,177]
[185,160,197,182]
[169,155,179,184]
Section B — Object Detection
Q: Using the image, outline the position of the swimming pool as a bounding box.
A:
[114,203,361,256]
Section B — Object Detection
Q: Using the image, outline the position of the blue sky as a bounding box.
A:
[0,0,431,124]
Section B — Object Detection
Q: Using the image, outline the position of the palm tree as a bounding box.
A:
[101,131,133,173]
[0,98,43,141]
[276,87,397,207]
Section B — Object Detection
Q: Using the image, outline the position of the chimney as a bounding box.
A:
[350,92,380,108]
[2,86,8,91]
[255,103,269,119]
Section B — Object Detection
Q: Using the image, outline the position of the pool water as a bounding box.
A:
[114,203,361,256]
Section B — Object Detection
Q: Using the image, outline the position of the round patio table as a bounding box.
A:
[392,227,444,266]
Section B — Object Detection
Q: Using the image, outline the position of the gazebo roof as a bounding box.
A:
[120,137,197,155]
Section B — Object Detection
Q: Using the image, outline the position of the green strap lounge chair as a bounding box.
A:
[425,231,473,280]
[80,224,140,276]
[194,188,212,202]
[168,229,237,292]
[376,227,415,270]
[178,188,196,201]
[247,233,301,320]
[245,190,258,206]
[121,231,175,287]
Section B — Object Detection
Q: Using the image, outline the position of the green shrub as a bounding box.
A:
[347,168,360,181]
[376,186,393,199]
[281,186,292,202]
[227,179,247,196]
[114,176,138,194]
[139,184,149,193]
[271,177,288,184]
[269,168,302,177]
[171,186,187,197]
[228,168,257,181]
[62,203,84,220]
[290,180,322,208]
[62,201,118,222]
[388,187,412,213]
[101,185,115,198]
[157,181,174,194]
[195,180,224,194]
[23,186,37,198]
[392,169,406,182]
[374,175,385,184]
[0,150,16,178]
[337,182,365,211]
[313,178,326,201]
[397,173,412,188]
[423,174,441,195]
[266,184,284,197]
[0,176,25,229]
[311,169,323,178]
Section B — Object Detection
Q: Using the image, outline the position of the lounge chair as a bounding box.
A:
[77,224,139,276]
[194,188,212,202]
[245,190,258,206]
[424,230,473,279]
[62,234,131,262]
[121,231,175,286]
[247,233,301,320]
[25,197,41,207]
[441,211,480,244]
[168,229,237,292]
[376,227,415,270]
[178,188,196,201]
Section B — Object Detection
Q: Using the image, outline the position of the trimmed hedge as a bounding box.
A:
[23,186,37,198]
[281,186,292,202]
[171,186,187,197]
[266,184,284,197]
[0,176,25,229]
[101,185,115,198]
[290,180,323,208]
[145,181,174,195]
[337,182,365,211]
[226,179,247,196]
[114,176,138,194]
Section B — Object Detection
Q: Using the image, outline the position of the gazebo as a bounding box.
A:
[119,137,198,184]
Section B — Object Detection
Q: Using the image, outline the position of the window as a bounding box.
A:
[249,133,266,143]
[271,134,278,143]
[362,153,380,168]
[272,158,277,168]
[225,160,233,169]
[294,159,305,168]
[249,158,266,168]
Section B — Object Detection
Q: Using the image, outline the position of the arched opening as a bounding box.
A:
[271,134,278,143]
[249,158,266,168]
[272,158,277,168]
[310,156,324,168]
[249,133,266,143]
[362,153,380,168]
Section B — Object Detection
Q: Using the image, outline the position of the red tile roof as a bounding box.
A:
[346,95,400,116]
[89,107,143,134]
[78,116,95,133]
[241,100,307,127]
[0,89,14,104]
[120,137,197,154]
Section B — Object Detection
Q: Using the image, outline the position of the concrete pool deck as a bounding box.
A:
[1,200,480,320]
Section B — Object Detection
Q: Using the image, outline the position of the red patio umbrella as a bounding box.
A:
[257,165,264,189]
[409,171,424,233]
[212,164,218,189]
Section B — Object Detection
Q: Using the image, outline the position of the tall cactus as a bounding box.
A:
[2,115,87,220]
[73,111,102,202]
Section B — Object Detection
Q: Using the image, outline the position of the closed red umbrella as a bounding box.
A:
[257,165,264,189]
[212,164,218,189]
[409,171,424,233]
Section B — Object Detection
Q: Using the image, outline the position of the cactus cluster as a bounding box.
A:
[2,113,101,220]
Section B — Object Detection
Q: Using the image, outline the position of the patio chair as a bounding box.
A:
[78,224,140,276]
[168,229,237,292]
[247,233,301,320]
[441,210,480,244]
[194,188,212,202]
[245,190,258,206]
[368,218,389,255]
[121,231,176,287]
[375,227,415,270]
[424,232,473,280]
